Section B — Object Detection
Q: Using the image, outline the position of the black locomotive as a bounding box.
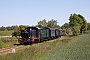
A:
[18,27,62,44]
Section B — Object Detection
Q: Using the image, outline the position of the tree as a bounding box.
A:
[78,14,88,33]
[12,26,20,37]
[12,25,27,37]
[0,25,20,31]
[69,13,88,35]
[0,26,7,31]
[87,23,90,30]
[36,19,60,28]
[19,25,27,30]
[72,26,81,36]
[69,14,80,26]
[87,23,90,34]
[61,23,70,29]
[36,19,47,28]
[47,19,60,28]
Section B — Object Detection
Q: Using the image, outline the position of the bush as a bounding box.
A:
[71,26,80,36]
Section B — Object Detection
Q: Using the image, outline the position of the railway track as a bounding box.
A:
[0,36,67,55]
[0,45,23,55]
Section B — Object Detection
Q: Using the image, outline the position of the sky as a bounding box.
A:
[0,0,90,27]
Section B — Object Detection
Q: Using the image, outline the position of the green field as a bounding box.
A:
[40,34,90,60]
[0,31,13,36]
[0,34,90,60]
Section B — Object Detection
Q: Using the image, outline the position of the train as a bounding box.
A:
[18,27,62,44]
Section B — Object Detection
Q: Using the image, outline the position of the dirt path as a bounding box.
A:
[0,36,12,38]
[0,46,23,55]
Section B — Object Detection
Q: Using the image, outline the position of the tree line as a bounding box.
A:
[0,26,17,31]
[0,13,90,37]
[36,19,60,28]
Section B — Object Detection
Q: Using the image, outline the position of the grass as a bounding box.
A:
[0,31,15,48]
[40,34,90,60]
[0,37,18,48]
[0,36,73,60]
[1,34,90,60]
[0,31,13,36]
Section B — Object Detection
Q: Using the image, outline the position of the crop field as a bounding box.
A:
[0,31,13,36]
[40,34,90,60]
[0,34,90,60]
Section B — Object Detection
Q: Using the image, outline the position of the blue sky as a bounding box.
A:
[0,0,90,27]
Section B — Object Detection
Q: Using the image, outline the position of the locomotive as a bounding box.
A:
[18,27,62,44]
